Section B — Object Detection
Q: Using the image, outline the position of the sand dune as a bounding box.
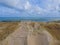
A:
[0,21,60,45]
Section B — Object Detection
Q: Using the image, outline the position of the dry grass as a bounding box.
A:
[0,22,20,41]
[20,21,60,39]
[0,21,60,45]
[22,21,60,40]
[42,23,60,40]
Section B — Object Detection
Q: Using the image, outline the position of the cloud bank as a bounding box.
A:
[0,0,60,17]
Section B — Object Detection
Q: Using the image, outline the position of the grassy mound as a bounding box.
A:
[0,22,20,41]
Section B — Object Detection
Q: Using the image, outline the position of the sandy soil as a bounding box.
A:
[0,22,60,45]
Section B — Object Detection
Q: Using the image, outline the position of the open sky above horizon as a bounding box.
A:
[0,0,60,17]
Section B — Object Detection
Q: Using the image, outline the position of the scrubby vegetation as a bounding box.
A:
[0,21,60,45]
[0,22,20,41]
[43,22,60,40]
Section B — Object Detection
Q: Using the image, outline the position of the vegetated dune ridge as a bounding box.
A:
[0,21,60,45]
[23,21,60,40]
[42,22,60,40]
[41,21,60,45]
[0,22,20,41]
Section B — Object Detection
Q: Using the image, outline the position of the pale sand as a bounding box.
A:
[0,22,60,45]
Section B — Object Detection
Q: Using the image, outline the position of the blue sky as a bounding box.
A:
[0,0,60,17]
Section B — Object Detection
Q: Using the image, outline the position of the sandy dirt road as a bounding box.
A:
[0,23,28,45]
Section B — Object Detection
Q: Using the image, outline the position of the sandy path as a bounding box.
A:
[0,22,58,45]
[0,23,28,45]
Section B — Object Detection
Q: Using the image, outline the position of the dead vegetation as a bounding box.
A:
[0,22,20,41]
[0,21,60,45]
[42,23,60,40]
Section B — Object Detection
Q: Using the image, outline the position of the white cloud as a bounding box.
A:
[24,0,60,15]
[0,0,19,6]
[0,0,49,14]
[32,6,47,14]
[45,0,60,11]
[0,0,27,9]
[0,0,60,17]
[24,1,31,10]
